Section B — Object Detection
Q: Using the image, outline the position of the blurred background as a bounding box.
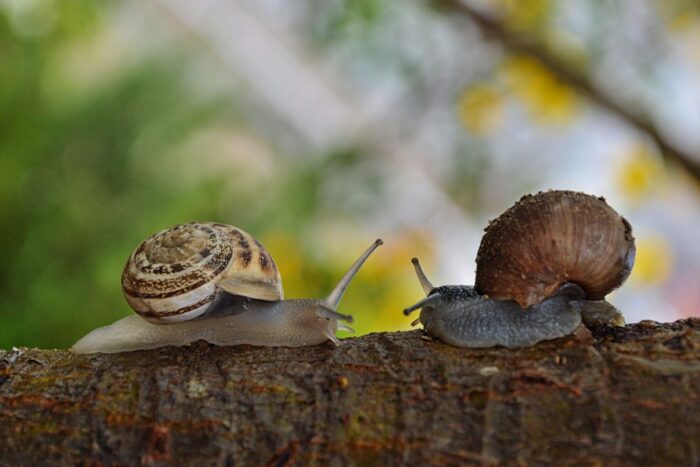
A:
[2,0,700,349]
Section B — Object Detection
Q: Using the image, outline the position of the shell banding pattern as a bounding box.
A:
[121,222,281,323]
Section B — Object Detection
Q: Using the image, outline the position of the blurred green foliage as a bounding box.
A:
[1,2,232,347]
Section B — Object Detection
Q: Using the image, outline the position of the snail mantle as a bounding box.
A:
[2,319,699,465]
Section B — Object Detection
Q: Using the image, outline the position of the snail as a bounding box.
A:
[71,222,382,353]
[403,190,635,348]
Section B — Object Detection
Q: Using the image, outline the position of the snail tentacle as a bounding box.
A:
[411,257,434,295]
[336,322,355,333]
[316,304,353,323]
[404,294,443,317]
[325,239,383,309]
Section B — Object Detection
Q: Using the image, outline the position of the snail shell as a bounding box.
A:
[474,190,635,308]
[121,222,283,323]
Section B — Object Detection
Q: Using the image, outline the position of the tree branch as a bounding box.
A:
[434,0,700,182]
[1,320,699,464]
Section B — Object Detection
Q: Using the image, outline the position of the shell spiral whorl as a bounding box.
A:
[474,190,635,308]
[121,222,283,323]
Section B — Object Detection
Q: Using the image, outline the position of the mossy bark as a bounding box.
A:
[1,320,699,465]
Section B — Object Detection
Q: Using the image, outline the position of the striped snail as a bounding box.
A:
[71,222,382,353]
[404,191,635,348]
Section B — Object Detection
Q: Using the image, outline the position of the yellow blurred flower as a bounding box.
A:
[501,56,579,125]
[616,145,664,202]
[630,234,673,286]
[457,83,504,135]
[653,0,699,32]
[489,0,551,31]
[667,12,696,31]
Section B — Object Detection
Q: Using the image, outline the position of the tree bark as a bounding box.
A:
[1,320,699,466]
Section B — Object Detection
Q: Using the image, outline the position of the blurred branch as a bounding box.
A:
[434,0,700,182]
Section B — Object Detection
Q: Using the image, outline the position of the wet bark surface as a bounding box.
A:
[1,320,699,466]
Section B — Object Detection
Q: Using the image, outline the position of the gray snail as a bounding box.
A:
[71,222,382,353]
[404,190,635,348]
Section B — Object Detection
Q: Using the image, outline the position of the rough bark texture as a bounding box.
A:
[1,320,699,466]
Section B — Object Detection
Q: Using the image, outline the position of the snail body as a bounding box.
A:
[72,222,382,353]
[404,191,634,348]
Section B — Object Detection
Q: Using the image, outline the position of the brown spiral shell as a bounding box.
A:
[121,222,283,323]
[474,190,635,308]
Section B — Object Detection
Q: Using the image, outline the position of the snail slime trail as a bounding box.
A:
[71,222,383,353]
[404,190,635,348]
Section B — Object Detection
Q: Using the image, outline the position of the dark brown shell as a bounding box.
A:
[474,190,635,308]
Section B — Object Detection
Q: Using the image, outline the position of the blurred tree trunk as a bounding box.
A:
[1,320,699,465]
